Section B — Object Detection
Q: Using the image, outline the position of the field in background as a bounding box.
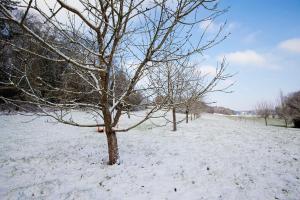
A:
[0,111,300,199]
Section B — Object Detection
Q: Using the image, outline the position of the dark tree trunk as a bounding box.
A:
[264,117,267,126]
[186,109,189,123]
[100,71,120,165]
[127,110,130,119]
[284,119,288,128]
[172,106,177,131]
[103,108,119,165]
[106,129,119,165]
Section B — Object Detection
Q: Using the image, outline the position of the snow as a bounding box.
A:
[0,111,300,199]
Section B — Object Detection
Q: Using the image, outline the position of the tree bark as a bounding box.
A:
[185,107,189,123]
[186,109,189,123]
[127,110,130,119]
[106,129,119,165]
[172,106,177,131]
[264,117,267,126]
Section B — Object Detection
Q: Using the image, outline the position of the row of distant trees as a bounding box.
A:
[255,91,300,128]
[1,0,232,165]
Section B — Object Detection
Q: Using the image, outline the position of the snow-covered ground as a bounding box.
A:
[0,111,300,200]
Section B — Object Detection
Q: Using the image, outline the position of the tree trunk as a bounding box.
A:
[99,70,119,165]
[172,106,177,131]
[264,117,267,126]
[186,109,189,123]
[190,113,192,121]
[127,110,130,119]
[284,119,288,128]
[106,129,119,165]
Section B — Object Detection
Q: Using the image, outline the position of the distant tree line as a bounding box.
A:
[255,90,300,128]
[0,8,143,111]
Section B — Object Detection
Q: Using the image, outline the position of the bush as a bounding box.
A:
[286,91,300,128]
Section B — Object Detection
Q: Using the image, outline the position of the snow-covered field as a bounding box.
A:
[0,111,300,200]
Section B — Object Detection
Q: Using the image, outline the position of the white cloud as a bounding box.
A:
[278,38,300,54]
[200,19,219,33]
[242,31,261,44]
[196,65,217,76]
[219,50,266,66]
[227,22,238,32]
[200,20,236,34]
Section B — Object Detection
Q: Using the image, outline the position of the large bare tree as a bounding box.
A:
[1,0,229,164]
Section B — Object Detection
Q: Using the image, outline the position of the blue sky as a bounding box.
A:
[199,0,300,110]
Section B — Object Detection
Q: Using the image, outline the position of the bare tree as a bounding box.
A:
[182,59,233,124]
[275,91,291,128]
[148,57,232,131]
[189,100,203,120]
[255,101,273,126]
[1,0,229,164]
[148,59,193,131]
